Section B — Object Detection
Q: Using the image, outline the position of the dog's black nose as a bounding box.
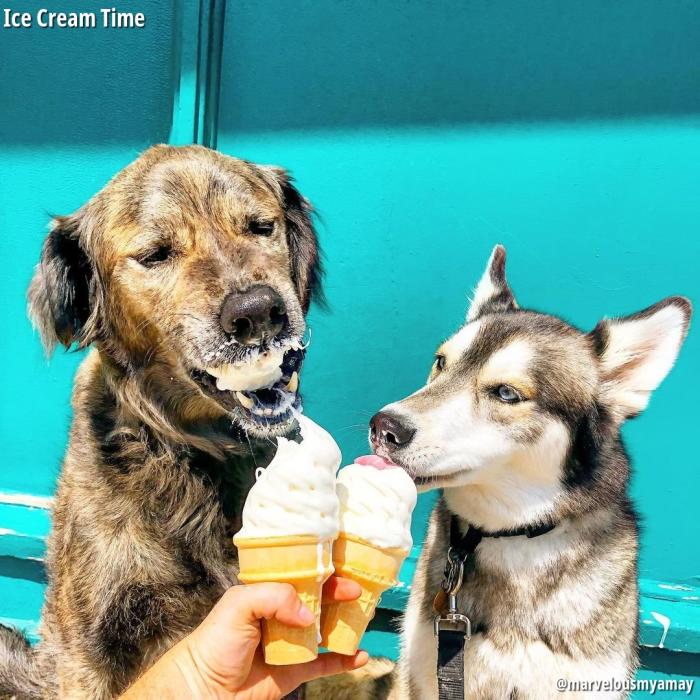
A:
[369,411,416,451]
[220,285,288,345]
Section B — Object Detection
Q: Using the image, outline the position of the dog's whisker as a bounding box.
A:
[335,424,371,434]
[242,428,258,469]
[143,344,159,367]
[172,312,209,323]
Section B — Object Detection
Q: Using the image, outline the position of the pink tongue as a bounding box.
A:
[354,455,396,469]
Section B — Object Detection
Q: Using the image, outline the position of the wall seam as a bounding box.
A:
[169,0,226,148]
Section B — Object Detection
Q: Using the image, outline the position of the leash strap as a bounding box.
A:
[434,520,478,700]
[435,516,556,700]
[437,628,467,700]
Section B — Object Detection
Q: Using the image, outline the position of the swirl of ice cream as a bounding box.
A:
[336,457,417,551]
[236,414,341,540]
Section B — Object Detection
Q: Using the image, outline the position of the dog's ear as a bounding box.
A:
[264,167,324,313]
[28,212,100,355]
[467,245,518,322]
[590,296,691,422]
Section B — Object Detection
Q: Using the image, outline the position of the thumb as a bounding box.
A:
[187,583,314,691]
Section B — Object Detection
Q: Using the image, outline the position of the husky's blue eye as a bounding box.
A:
[495,384,522,403]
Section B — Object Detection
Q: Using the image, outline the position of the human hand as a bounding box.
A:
[120,577,368,700]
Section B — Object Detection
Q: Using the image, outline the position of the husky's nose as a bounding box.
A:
[220,285,288,345]
[369,411,416,451]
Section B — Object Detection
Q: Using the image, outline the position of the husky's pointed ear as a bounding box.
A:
[262,166,324,313]
[467,245,518,321]
[590,297,691,421]
[27,213,99,355]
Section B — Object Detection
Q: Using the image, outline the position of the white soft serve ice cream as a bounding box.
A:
[206,346,286,392]
[336,456,417,551]
[236,414,341,540]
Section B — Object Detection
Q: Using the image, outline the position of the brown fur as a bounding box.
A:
[1,145,323,698]
[304,659,396,700]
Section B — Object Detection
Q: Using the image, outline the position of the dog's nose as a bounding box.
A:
[369,411,416,451]
[220,285,288,345]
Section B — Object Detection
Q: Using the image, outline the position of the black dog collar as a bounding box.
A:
[450,515,556,556]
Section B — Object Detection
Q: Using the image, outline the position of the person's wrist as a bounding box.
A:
[162,639,223,699]
[118,640,213,700]
[178,634,240,698]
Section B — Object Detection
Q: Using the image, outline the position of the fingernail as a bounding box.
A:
[298,604,315,624]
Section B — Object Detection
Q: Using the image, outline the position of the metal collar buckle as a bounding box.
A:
[434,547,471,638]
[434,609,471,637]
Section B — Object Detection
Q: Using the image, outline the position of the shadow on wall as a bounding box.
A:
[0,0,174,145]
[3,1,700,145]
[220,0,700,132]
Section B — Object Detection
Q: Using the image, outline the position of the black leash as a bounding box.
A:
[434,516,556,700]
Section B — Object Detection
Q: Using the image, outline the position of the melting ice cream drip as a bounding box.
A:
[316,540,330,643]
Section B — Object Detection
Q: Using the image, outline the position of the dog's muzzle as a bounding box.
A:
[191,343,305,429]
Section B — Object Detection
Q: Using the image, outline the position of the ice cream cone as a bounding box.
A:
[235,534,334,665]
[320,533,408,655]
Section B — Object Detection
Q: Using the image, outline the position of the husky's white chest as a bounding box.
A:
[398,524,634,700]
[399,611,628,700]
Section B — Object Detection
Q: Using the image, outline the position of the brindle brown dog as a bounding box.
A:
[0,145,324,698]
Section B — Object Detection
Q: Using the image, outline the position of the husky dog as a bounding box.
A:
[366,246,691,700]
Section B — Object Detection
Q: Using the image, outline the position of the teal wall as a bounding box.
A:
[0,1,175,495]
[218,0,700,586]
[217,123,700,583]
[1,0,699,688]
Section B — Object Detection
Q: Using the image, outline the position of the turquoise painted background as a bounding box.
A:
[218,0,700,585]
[1,0,699,690]
[220,123,700,583]
[0,0,175,496]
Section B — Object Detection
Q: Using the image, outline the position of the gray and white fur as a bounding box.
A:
[362,245,691,700]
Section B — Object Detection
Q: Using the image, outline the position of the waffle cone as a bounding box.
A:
[234,534,334,665]
[320,534,408,655]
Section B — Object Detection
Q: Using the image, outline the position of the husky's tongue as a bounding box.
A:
[355,455,397,469]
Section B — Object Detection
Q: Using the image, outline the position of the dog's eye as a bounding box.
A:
[248,220,275,237]
[138,245,173,268]
[494,384,522,403]
[434,355,446,372]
